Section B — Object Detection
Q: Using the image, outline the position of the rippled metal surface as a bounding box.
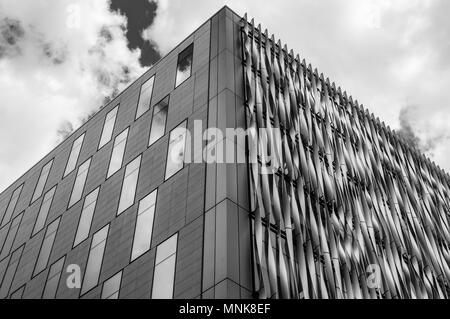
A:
[241,15,450,299]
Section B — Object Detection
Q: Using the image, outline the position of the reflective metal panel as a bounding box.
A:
[241,15,450,299]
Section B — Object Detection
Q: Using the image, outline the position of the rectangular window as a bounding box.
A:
[32,186,57,236]
[107,127,129,178]
[34,217,60,276]
[117,155,141,215]
[99,105,118,149]
[73,187,100,247]
[42,255,65,299]
[151,233,178,299]
[131,189,157,261]
[68,157,91,208]
[101,270,122,299]
[0,212,23,260]
[31,159,53,204]
[136,76,155,119]
[81,224,109,295]
[165,121,187,180]
[0,184,23,227]
[149,96,169,146]
[175,44,193,87]
[0,245,23,298]
[64,133,85,177]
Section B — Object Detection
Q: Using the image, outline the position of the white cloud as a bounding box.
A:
[0,0,145,192]
[146,0,450,172]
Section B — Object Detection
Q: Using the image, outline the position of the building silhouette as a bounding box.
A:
[1,6,450,299]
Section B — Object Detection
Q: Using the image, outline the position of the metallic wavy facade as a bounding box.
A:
[241,15,450,299]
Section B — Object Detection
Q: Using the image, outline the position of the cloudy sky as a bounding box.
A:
[0,0,449,192]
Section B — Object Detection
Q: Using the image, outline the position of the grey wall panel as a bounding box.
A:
[174,215,203,298]
[214,200,239,285]
[22,270,47,299]
[186,164,206,224]
[80,285,101,299]
[120,249,155,299]
[49,207,79,261]
[214,278,240,299]
[0,245,24,298]
[0,255,10,291]
[166,78,194,132]
[12,202,38,252]
[193,64,209,113]
[202,208,215,293]
[153,54,178,105]
[90,172,123,233]
[136,136,168,199]
[10,284,25,299]
[9,233,42,294]
[115,88,140,133]
[83,144,110,193]
[47,173,74,222]
[124,113,151,164]
[152,167,189,247]
[0,5,226,300]
[193,21,211,72]
[238,206,252,291]
[100,208,135,282]
[55,240,90,299]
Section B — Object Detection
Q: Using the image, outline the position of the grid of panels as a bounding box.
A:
[0,17,208,299]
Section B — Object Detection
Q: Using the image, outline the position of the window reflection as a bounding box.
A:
[31,159,53,203]
[34,217,60,276]
[81,224,109,295]
[64,133,85,177]
[117,155,141,215]
[68,158,91,208]
[136,76,155,119]
[0,212,23,260]
[0,184,23,227]
[33,186,57,236]
[131,189,157,261]
[165,121,187,180]
[42,256,65,299]
[151,233,178,299]
[175,44,193,87]
[107,127,129,178]
[74,187,100,247]
[99,105,118,149]
[149,96,169,146]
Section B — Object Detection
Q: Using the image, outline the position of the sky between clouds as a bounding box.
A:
[0,0,449,193]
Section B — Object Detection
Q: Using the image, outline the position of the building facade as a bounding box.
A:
[1,6,450,299]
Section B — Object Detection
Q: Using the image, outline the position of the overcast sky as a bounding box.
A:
[1,0,449,193]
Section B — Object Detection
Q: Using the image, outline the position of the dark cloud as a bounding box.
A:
[110,0,160,66]
[0,17,25,58]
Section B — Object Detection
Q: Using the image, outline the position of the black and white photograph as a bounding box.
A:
[0,0,450,312]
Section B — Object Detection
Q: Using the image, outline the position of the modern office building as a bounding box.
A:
[1,6,450,299]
